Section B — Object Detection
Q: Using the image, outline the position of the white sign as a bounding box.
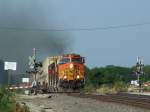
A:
[4,62,17,71]
[22,78,29,83]
[131,80,139,86]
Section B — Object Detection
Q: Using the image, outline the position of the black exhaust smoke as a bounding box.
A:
[0,1,73,73]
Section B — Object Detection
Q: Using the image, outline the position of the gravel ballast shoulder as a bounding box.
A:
[17,94,150,112]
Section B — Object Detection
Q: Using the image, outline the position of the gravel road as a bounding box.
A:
[17,94,150,112]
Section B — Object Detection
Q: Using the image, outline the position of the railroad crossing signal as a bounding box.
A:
[136,57,144,75]
[135,56,144,92]
[28,56,35,69]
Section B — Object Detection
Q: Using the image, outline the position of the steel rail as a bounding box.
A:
[68,93,150,110]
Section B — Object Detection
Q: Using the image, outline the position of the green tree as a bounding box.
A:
[85,65,135,87]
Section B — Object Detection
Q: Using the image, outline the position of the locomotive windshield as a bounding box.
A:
[71,58,83,63]
[59,57,84,64]
[59,58,70,64]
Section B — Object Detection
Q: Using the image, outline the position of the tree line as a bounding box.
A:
[85,65,150,87]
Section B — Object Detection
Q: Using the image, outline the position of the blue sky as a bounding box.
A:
[49,0,150,67]
[0,0,150,69]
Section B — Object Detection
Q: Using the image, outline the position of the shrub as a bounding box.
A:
[113,81,128,92]
[0,86,16,112]
[83,84,95,93]
[143,86,150,92]
[96,82,128,94]
[96,84,117,94]
[16,102,30,112]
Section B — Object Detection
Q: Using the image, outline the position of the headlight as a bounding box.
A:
[70,63,73,69]
[64,75,67,79]
[77,75,80,79]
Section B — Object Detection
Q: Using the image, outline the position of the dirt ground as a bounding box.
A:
[17,94,150,112]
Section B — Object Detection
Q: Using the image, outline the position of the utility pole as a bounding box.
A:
[135,57,144,92]
[33,48,37,82]
[7,70,11,87]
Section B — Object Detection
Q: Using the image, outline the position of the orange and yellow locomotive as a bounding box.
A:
[58,54,85,88]
[36,54,85,91]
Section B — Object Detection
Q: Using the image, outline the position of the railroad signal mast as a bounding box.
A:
[135,57,144,92]
[27,48,42,86]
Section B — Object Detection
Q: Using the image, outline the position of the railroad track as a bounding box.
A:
[68,93,150,110]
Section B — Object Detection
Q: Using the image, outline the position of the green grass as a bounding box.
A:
[84,82,128,94]
[143,86,150,92]
[0,86,16,112]
[97,82,128,94]
[83,84,96,93]
[0,86,30,112]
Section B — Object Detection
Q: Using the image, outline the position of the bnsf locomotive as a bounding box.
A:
[36,54,85,92]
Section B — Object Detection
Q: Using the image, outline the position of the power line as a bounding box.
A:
[0,22,149,32]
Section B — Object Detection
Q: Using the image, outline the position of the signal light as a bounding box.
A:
[70,63,73,69]
[64,75,67,79]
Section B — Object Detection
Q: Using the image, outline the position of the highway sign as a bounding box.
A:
[4,62,17,71]
[22,78,29,83]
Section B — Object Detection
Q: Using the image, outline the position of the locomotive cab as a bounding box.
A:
[58,54,85,88]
